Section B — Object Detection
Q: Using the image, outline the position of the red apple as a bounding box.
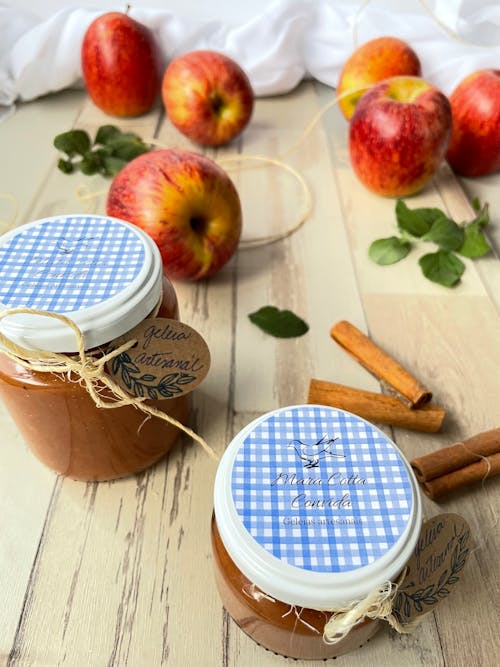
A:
[106,149,242,280]
[446,69,500,177]
[349,77,451,197]
[81,11,160,117]
[337,36,422,120]
[162,50,254,146]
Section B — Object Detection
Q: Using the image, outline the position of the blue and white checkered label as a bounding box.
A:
[0,216,145,313]
[231,406,413,573]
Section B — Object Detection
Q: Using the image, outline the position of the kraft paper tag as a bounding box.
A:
[106,318,210,400]
[392,513,471,626]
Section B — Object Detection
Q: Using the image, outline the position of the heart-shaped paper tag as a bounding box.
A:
[392,513,471,626]
[106,318,210,400]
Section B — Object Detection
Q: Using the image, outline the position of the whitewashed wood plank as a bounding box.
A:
[316,82,500,667]
[364,295,500,667]
[458,173,500,254]
[434,162,500,315]
[0,90,85,230]
[226,83,376,414]
[0,89,88,660]
[222,85,443,666]
[315,84,492,299]
[5,99,234,666]
[2,97,168,665]
[3,80,498,667]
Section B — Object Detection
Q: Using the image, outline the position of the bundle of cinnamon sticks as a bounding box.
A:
[410,429,500,499]
[308,320,500,499]
[308,320,445,433]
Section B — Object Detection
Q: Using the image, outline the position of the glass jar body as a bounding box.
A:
[0,277,189,481]
[211,517,380,660]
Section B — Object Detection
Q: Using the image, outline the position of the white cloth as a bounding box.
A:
[0,0,499,117]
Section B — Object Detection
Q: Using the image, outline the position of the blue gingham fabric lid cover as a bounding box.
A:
[214,404,422,610]
[0,215,162,352]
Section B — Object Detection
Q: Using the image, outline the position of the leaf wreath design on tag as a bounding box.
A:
[392,513,471,626]
[110,352,197,399]
[106,318,211,400]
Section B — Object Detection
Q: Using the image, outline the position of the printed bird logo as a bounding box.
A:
[56,236,96,254]
[289,435,345,468]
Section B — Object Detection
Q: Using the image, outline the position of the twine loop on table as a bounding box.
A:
[0,307,218,460]
[217,154,313,247]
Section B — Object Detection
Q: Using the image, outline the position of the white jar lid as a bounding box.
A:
[214,405,422,610]
[0,214,163,352]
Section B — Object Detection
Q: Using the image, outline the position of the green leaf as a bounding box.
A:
[419,251,465,287]
[79,151,103,175]
[53,125,151,177]
[102,155,128,176]
[248,306,309,338]
[93,146,113,158]
[106,135,150,160]
[458,202,490,258]
[54,129,91,157]
[471,201,489,229]
[422,216,464,251]
[471,196,481,211]
[396,200,444,238]
[369,236,411,265]
[95,124,121,145]
[458,222,491,258]
[57,158,74,174]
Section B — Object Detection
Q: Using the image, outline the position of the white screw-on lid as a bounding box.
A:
[214,405,422,610]
[0,214,163,352]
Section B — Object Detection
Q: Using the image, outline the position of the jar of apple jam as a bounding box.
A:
[212,405,422,660]
[0,214,189,481]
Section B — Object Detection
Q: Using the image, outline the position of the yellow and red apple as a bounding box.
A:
[162,50,254,146]
[446,69,500,178]
[81,11,160,117]
[337,36,422,120]
[349,77,451,197]
[106,149,242,281]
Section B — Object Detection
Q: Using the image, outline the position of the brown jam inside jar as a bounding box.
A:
[0,277,189,481]
[211,518,380,660]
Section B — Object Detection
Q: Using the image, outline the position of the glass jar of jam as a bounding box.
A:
[212,405,422,660]
[0,214,189,481]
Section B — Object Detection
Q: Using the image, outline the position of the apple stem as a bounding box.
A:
[125,3,131,15]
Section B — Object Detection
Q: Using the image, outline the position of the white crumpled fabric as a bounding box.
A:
[0,0,499,118]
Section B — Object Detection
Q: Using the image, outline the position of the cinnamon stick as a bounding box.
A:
[308,379,445,433]
[330,320,432,408]
[418,452,500,500]
[411,428,500,482]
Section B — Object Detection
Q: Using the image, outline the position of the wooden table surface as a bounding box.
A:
[1,82,499,667]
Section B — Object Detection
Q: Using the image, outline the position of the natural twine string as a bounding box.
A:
[244,569,422,644]
[322,573,423,644]
[67,85,366,249]
[217,154,313,247]
[0,308,219,460]
[457,441,498,556]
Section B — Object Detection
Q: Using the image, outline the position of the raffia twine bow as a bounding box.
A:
[323,571,424,644]
[243,569,425,643]
[0,308,218,460]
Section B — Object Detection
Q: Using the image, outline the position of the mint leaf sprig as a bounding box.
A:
[248,306,309,338]
[369,199,491,288]
[54,125,150,177]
